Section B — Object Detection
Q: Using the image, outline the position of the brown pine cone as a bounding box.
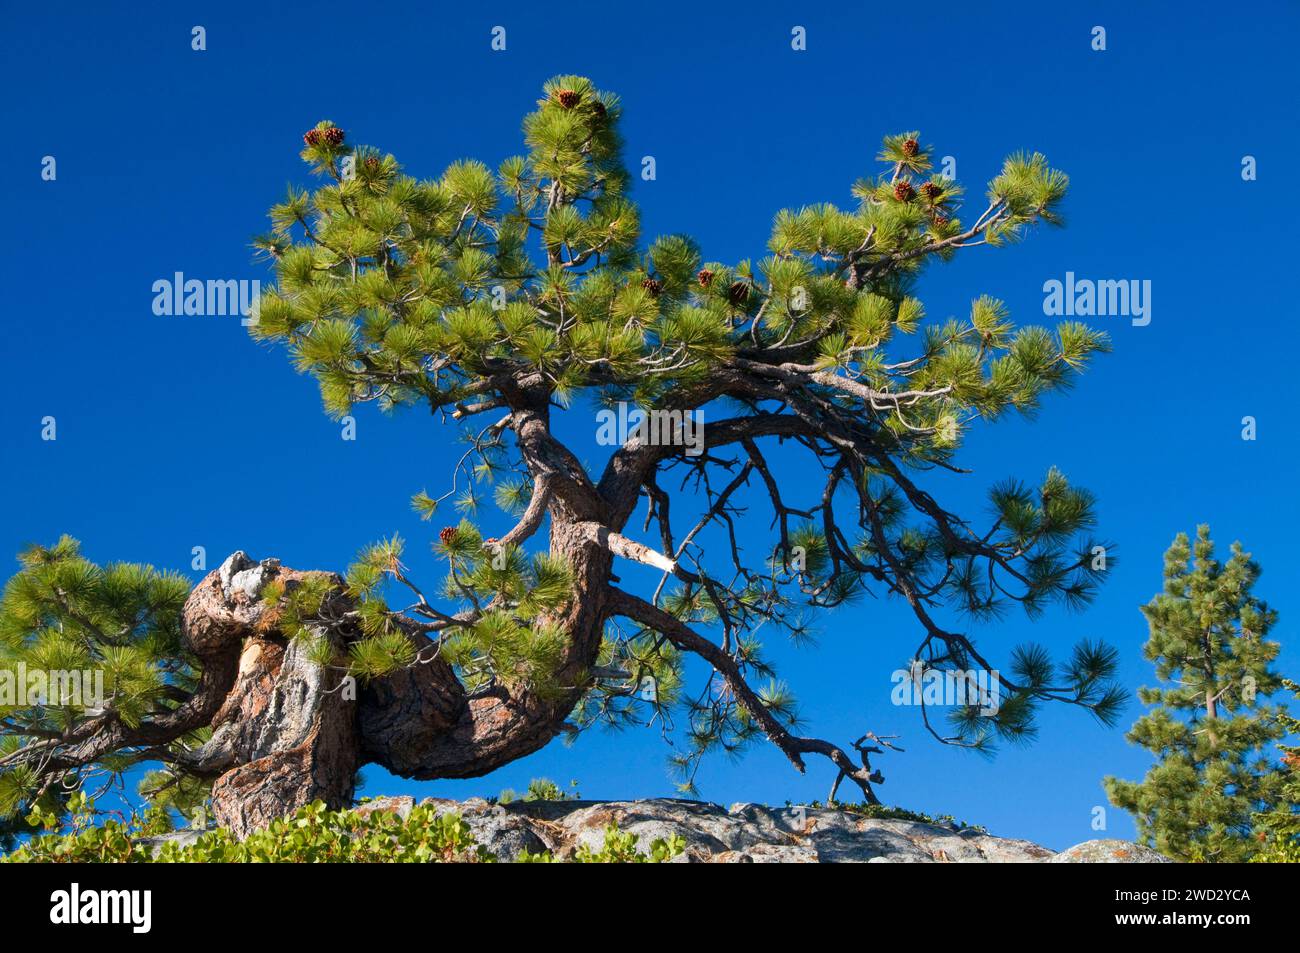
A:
[322,126,345,146]
[642,277,663,297]
[921,182,942,202]
[438,526,458,545]
[556,89,580,109]
[902,137,919,157]
[364,156,380,171]
[931,214,950,228]
[893,180,916,202]
[303,129,322,146]
[696,268,714,287]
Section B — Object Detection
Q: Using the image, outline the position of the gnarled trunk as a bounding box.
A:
[178,554,361,837]
[188,508,612,836]
[349,399,616,783]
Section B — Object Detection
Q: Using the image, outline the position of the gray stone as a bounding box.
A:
[127,796,1173,863]
[355,795,415,821]
[1048,839,1173,863]
[400,797,1134,862]
[420,797,550,861]
[137,829,205,857]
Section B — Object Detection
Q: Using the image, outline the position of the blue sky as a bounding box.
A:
[4,1,1298,850]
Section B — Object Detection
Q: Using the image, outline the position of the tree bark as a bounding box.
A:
[177,553,360,838]
[185,498,616,836]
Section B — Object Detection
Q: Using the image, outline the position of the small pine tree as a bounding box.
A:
[1105,526,1287,861]
[497,777,580,804]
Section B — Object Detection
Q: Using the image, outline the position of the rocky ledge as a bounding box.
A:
[317,796,1166,863]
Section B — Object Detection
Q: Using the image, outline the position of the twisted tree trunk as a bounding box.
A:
[187,469,615,836]
[175,555,359,837]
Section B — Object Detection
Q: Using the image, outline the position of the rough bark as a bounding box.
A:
[356,513,613,780]
[180,506,616,835]
[356,637,465,775]
[350,397,617,781]
[179,553,360,838]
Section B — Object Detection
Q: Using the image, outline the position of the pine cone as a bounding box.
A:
[641,277,663,297]
[591,101,607,120]
[364,156,380,171]
[902,137,919,157]
[696,268,714,288]
[438,526,458,545]
[921,182,942,202]
[322,126,345,146]
[728,281,750,306]
[893,180,916,203]
[931,214,950,228]
[556,89,580,109]
[303,129,322,146]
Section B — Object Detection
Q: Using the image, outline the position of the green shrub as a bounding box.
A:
[3,796,684,863]
[1249,836,1300,863]
[519,825,686,863]
[796,800,986,833]
[497,777,581,804]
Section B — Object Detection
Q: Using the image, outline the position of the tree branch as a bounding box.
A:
[608,587,882,802]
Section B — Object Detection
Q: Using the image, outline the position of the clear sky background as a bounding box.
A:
[4,1,1298,850]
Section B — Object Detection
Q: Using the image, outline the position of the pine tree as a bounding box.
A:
[2,77,1123,835]
[0,538,197,831]
[1105,526,1287,861]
